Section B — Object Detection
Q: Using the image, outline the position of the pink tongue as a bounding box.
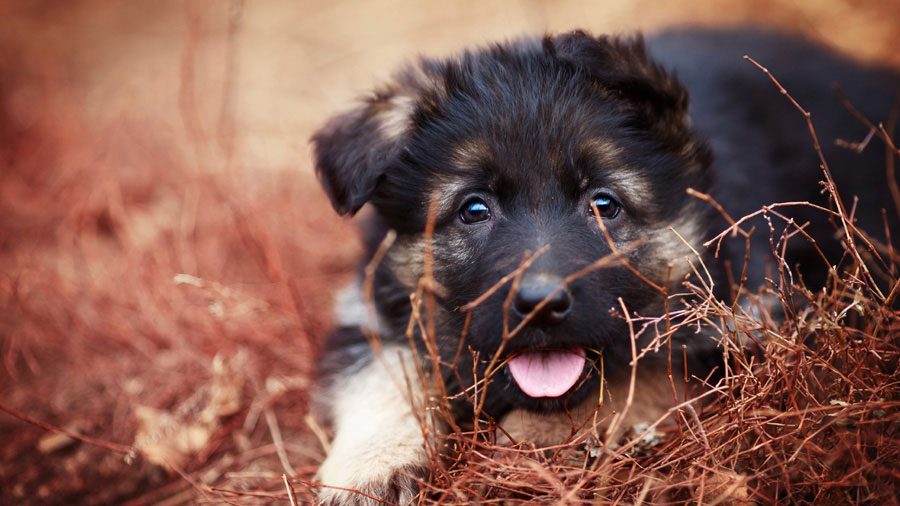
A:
[507,349,586,398]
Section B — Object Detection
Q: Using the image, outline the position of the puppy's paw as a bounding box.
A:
[316,345,435,505]
[316,453,428,506]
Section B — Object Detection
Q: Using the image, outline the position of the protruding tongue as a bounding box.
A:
[507,348,585,398]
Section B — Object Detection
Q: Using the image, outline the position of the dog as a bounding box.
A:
[309,28,899,505]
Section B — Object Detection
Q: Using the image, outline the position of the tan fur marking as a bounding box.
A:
[427,139,491,213]
[607,170,654,205]
[584,138,656,205]
[584,137,625,167]
[431,180,470,216]
[648,216,705,284]
[379,95,416,141]
[449,138,490,170]
[385,236,426,291]
[498,367,685,448]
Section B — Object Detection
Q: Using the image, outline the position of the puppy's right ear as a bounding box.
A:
[312,78,422,216]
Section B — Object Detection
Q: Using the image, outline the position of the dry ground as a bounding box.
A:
[1,1,899,504]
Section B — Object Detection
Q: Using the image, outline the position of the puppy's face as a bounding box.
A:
[314,32,712,414]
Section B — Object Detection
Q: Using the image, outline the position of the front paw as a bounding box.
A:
[316,456,428,506]
[315,344,436,505]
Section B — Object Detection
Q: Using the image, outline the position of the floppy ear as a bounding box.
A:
[545,30,690,131]
[311,91,415,216]
[312,63,440,216]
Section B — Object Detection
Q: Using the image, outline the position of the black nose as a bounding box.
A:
[513,274,572,325]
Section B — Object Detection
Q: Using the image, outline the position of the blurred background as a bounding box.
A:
[1,1,898,504]
[3,0,898,172]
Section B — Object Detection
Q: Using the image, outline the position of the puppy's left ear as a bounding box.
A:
[312,71,428,216]
[546,30,690,133]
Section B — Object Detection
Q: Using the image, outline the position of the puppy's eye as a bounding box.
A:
[459,198,491,224]
[589,194,621,219]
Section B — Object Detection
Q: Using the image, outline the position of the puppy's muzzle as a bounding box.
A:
[513,273,572,326]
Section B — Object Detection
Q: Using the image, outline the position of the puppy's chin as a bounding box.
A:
[504,381,601,413]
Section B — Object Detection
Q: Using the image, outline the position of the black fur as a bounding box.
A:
[649,28,900,291]
[313,27,898,424]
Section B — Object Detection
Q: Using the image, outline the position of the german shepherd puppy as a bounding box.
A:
[310,28,899,505]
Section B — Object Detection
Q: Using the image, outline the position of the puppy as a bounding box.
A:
[310,28,899,504]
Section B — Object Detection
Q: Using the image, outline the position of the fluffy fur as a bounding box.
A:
[310,28,899,504]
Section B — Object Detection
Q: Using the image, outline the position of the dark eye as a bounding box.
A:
[589,194,620,219]
[459,198,491,224]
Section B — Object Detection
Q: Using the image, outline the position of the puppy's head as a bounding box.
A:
[313,31,713,413]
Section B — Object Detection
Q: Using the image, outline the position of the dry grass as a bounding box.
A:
[2,16,900,506]
[0,28,358,504]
